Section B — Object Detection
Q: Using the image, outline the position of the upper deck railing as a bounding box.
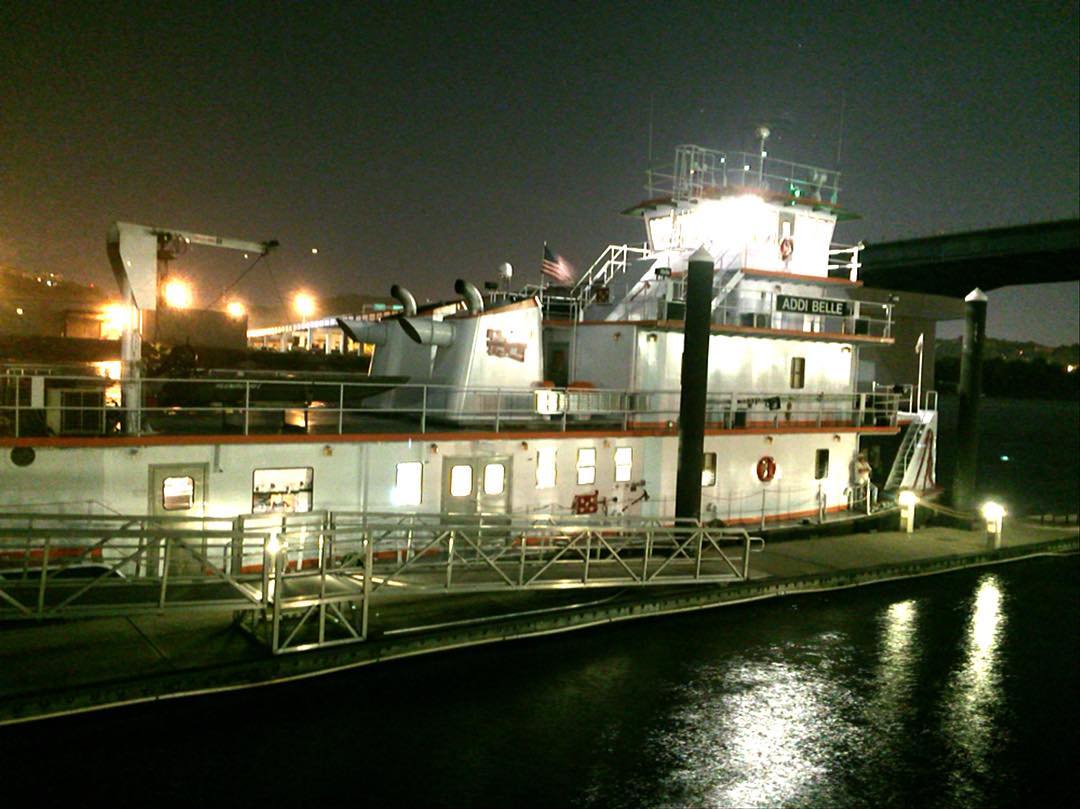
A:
[0,371,901,439]
[649,144,842,205]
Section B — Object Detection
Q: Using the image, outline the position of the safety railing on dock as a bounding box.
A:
[0,510,762,653]
[0,371,901,438]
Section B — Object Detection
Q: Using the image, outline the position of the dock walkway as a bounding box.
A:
[1,517,1076,725]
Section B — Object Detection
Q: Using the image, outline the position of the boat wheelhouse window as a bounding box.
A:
[790,357,806,389]
[702,453,717,487]
[536,447,557,489]
[614,447,633,482]
[815,449,830,480]
[450,464,473,497]
[162,476,194,511]
[576,447,596,486]
[483,463,506,495]
[252,467,314,514]
[395,462,423,506]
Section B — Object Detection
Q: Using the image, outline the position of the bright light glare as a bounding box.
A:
[163,279,193,309]
[225,300,246,319]
[101,304,132,338]
[980,501,1006,521]
[898,490,918,507]
[293,292,316,319]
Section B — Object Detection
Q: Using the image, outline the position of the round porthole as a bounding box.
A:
[10,446,35,467]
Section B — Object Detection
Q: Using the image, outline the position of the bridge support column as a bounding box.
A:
[675,247,714,521]
[953,288,987,512]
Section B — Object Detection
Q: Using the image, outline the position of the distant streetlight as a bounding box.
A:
[162,278,193,309]
[293,292,316,320]
[226,300,246,319]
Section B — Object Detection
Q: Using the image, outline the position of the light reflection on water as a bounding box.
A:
[653,639,859,808]
[941,574,1007,803]
[637,581,1013,808]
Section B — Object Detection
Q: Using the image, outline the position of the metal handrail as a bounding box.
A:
[0,372,902,438]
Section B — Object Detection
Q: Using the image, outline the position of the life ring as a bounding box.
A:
[779,238,794,260]
[756,456,777,483]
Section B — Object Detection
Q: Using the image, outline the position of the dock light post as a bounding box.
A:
[981,501,1006,548]
[898,490,918,533]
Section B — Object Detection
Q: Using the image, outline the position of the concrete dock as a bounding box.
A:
[1,517,1076,725]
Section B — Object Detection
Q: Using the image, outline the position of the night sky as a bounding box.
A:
[2,2,1077,343]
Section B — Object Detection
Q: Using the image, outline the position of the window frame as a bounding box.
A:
[614,447,633,483]
[790,356,806,389]
[395,461,424,506]
[576,447,597,486]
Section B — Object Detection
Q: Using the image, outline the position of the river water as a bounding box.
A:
[3,398,1078,807]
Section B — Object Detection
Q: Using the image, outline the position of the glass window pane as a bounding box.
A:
[252,467,314,514]
[536,447,556,489]
[815,449,829,480]
[614,447,632,482]
[450,464,473,497]
[162,476,194,510]
[577,465,596,486]
[577,447,596,467]
[395,461,423,506]
[484,463,505,495]
[701,452,717,487]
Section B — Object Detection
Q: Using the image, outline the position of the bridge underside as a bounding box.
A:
[859,219,1079,297]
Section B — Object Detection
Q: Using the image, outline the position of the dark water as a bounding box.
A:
[935,395,1079,514]
[3,557,1078,808]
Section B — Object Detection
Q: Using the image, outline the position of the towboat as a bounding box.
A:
[1,144,937,530]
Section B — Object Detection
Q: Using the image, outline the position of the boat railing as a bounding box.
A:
[650,280,893,338]
[649,144,842,205]
[0,372,901,439]
[0,509,762,650]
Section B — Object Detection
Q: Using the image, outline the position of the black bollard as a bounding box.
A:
[674,247,715,521]
[953,288,987,512]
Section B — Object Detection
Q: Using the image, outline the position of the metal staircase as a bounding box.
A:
[884,418,927,493]
[572,244,650,314]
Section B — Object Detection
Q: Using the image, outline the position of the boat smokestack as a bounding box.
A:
[675,247,715,522]
[391,284,418,317]
[455,279,485,314]
[952,288,987,512]
[400,317,455,346]
[337,318,390,345]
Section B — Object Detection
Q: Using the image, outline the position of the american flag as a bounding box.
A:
[542,243,575,286]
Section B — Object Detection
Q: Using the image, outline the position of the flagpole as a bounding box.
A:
[915,332,924,412]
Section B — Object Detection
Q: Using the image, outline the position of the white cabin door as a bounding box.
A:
[148,463,208,575]
[441,456,512,516]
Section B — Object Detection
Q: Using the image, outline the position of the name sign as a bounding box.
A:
[775,294,853,317]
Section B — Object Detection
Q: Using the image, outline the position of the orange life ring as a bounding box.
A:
[756,456,777,482]
[779,238,794,260]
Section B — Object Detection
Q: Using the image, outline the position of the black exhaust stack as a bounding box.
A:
[675,247,715,521]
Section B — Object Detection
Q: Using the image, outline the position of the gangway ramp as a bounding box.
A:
[0,511,761,653]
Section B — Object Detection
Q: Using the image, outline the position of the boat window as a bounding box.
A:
[614,447,633,482]
[576,447,596,486]
[702,453,717,487]
[162,476,194,511]
[395,462,423,506]
[790,357,806,389]
[815,449,830,480]
[483,463,506,495]
[252,467,314,514]
[536,447,557,489]
[450,464,473,497]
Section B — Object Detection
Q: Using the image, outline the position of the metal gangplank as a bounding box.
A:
[0,511,762,654]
